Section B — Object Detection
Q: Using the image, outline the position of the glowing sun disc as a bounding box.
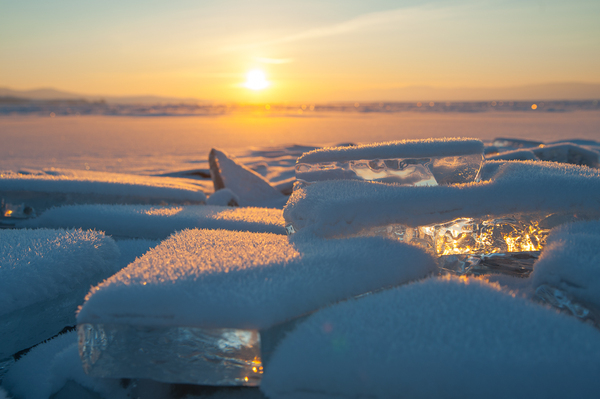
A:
[244,69,269,90]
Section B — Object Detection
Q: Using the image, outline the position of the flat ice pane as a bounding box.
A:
[295,153,483,189]
[78,324,262,386]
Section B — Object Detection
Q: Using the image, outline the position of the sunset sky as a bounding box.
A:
[1,0,599,102]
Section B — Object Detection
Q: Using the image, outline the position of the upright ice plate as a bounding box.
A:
[77,229,436,386]
[295,138,484,188]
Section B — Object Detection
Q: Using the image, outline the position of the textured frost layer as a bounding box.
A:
[296,153,483,188]
[21,204,286,239]
[77,229,436,329]
[261,277,600,399]
[78,324,262,386]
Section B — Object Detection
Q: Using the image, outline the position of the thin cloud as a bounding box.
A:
[254,57,294,64]
[224,4,462,52]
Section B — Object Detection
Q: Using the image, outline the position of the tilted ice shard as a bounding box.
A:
[535,285,600,327]
[295,138,484,189]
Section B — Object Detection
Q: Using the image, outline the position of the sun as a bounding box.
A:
[244,69,269,90]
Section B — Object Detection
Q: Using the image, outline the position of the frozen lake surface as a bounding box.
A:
[1,111,599,174]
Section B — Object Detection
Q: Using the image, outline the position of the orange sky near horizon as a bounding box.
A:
[1,0,599,102]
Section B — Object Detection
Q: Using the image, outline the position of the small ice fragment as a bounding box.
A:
[295,138,484,188]
[209,148,284,205]
[492,138,543,149]
[207,188,240,207]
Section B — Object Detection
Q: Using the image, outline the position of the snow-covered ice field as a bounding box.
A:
[1,108,600,399]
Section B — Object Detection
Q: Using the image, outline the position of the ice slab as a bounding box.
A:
[0,229,119,359]
[19,204,286,239]
[284,161,600,239]
[0,169,206,214]
[261,277,600,399]
[295,138,484,188]
[209,149,285,207]
[532,221,600,314]
[77,229,436,384]
[439,251,539,277]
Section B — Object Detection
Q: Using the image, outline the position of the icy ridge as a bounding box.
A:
[297,137,483,164]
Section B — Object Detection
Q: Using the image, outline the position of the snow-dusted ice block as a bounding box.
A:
[0,169,206,214]
[532,221,600,324]
[0,229,119,359]
[488,143,599,167]
[20,204,286,239]
[295,138,484,187]
[285,161,600,239]
[77,229,436,385]
[261,277,600,399]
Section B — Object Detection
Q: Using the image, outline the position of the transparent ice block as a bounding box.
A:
[295,153,483,189]
[78,324,262,386]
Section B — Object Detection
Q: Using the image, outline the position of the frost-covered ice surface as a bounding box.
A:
[261,277,600,399]
[532,221,600,320]
[284,161,600,238]
[0,229,119,359]
[20,205,285,239]
[0,169,206,214]
[78,229,436,329]
[76,229,435,385]
[295,138,484,187]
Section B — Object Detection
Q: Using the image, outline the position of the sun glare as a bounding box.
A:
[244,69,269,91]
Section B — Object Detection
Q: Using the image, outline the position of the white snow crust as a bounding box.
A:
[77,229,436,329]
[284,160,600,237]
[261,276,600,399]
[297,138,484,164]
[532,221,600,309]
[20,204,286,239]
[0,169,206,210]
[0,229,119,316]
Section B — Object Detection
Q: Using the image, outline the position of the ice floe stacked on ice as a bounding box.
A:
[0,229,119,359]
[487,138,599,167]
[21,204,286,239]
[76,228,435,385]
